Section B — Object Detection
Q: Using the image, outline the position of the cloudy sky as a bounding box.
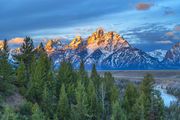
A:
[0,0,180,51]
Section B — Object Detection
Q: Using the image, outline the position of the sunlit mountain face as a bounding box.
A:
[0,0,179,52]
[5,28,180,70]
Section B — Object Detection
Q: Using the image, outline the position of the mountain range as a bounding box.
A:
[4,28,180,70]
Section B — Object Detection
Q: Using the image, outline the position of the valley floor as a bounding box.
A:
[98,70,180,106]
[98,70,180,82]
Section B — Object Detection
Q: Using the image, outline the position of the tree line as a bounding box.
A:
[0,37,179,120]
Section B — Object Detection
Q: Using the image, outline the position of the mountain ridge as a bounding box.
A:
[3,28,180,70]
[43,28,174,70]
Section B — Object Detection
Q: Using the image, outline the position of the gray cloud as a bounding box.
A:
[0,0,133,39]
[123,23,179,51]
[163,7,175,15]
[0,0,180,52]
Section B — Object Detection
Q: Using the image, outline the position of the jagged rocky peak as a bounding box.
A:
[163,42,180,66]
[68,36,83,50]
[87,28,104,44]
[87,28,130,52]
[96,28,104,38]
[165,42,180,59]
[45,40,54,52]
[41,29,180,70]
[45,39,63,52]
[103,31,129,46]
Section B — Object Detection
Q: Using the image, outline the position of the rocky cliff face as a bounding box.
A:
[86,28,130,54]
[67,36,83,50]
[162,42,180,68]
[45,39,64,53]
[45,40,55,52]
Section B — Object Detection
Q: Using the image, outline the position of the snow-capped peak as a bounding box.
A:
[86,28,130,54]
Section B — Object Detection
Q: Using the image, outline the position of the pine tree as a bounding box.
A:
[78,60,88,87]
[16,61,26,87]
[41,83,53,118]
[27,62,43,102]
[0,39,13,81]
[110,85,119,105]
[0,57,13,82]
[132,93,146,120]
[93,72,118,119]
[111,100,127,120]
[57,61,76,85]
[17,37,34,81]
[90,64,100,90]
[123,83,138,119]
[26,53,50,102]
[31,103,45,120]
[16,61,27,95]
[0,106,19,120]
[34,42,46,58]
[140,74,154,100]
[56,84,69,120]
[99,81,107,119]
[72,80,88,120]
[0,40,14,94]
[140,74,155,119]
[56,61,76,102]
[41,71,56,117]
[79,60,85,75]
[149,90,164,120]
[90,64,100,80]
[37,42,45,53]
[70,105,80,120]
[87,79,100,119]
[103,72,118,103]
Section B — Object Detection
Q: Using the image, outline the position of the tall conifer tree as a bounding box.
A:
[0,40,14,94]
[56,84,69,120]
[17,37,34,81]
[31,103,45,120]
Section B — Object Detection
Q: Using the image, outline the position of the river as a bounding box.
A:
[155,85,178,107]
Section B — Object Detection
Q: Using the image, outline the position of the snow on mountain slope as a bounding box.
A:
[47,28,165,69]
[102,47,161,70]
[8,28,180,70]
[147,49,167,62]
